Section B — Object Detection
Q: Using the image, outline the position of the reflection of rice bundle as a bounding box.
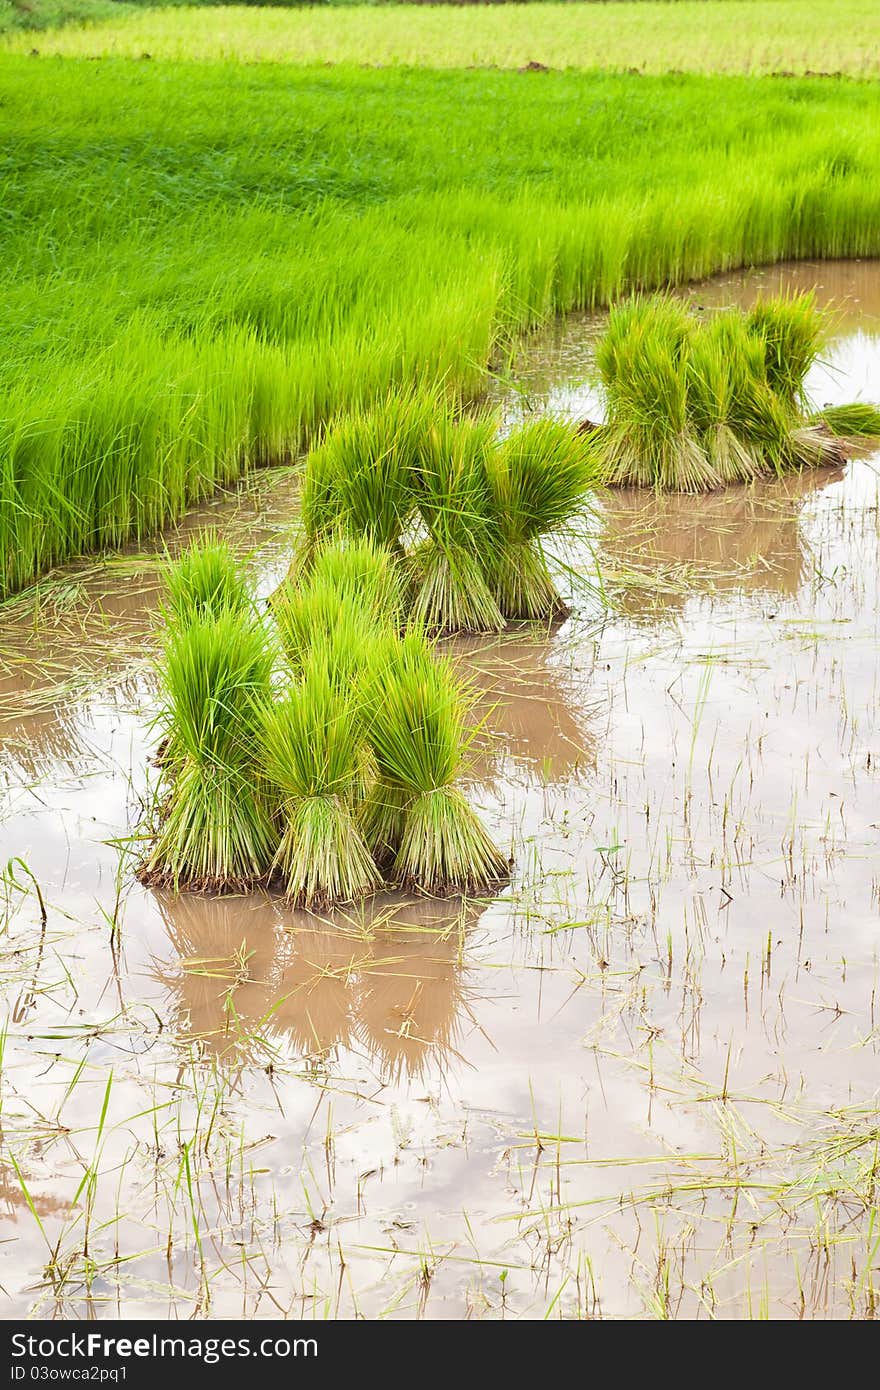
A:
[598,465,843,619]
[152,886,483,1079]
[449,630,596,782]
[151,889,284,1058]
[356,895,482,1083]
[265,917,365,1061]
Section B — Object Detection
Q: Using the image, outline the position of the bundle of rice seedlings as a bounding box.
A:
[409,416,505,635]
[362,631,508,893]
[140,611,276,892]
[303,534,405,629]
[272,580,380,684]
[163,533,251,625]
[596,294,719,491]
[685,316,766,484]
[482,419,596,619]
[595,291,843,490]
[259,652,380,909]
[296,389,438,565]
[810,402,880,438]
[745,292,823,409]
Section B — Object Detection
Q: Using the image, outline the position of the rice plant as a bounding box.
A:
[745,292,824,409]
[297,390,438,565]
[810,402,880,438]
[594,292,845,491]
[308,535,406,628]
[272,580,380,684]
[409,415,505,635]
[362,631,508,893]
[140,611,276,892]
[163,533,252,626]
[482,419,597,619]
[260,652,380,909]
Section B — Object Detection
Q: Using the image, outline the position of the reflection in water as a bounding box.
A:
[152,889,484,1081]
[598,465,845,619]
[449,628,596,782]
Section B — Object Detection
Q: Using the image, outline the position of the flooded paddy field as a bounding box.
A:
[1,261,879,1320]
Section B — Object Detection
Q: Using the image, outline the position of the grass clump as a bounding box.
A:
[140,609,276,892]
[483,419,597,620]
[297,390,437,568]
[810,402,880,439]
[297,396,595,633]
[163,533,252,626]
[409,415,504,636]
[594,291,846,491]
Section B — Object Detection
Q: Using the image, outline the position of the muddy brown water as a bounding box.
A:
[1,260,879,1319]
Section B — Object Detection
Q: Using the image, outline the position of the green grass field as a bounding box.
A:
[0,3,879,592]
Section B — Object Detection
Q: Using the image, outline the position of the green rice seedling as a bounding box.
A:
[595,295,720,492]
[272,580,381,685]
[297,390,439,565]
[307,535,406,629]
[163,534,251,626]
[362,631,508,893]
[810,402,880,438]
[409,415,505,635]
[595,292,844,489]
[141,611,276,892]
[259,653,380,909]
[745,292,824,409]
[482,419,597,619]
[685,316,765,484]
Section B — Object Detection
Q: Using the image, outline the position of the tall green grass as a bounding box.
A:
[1,55,879,590]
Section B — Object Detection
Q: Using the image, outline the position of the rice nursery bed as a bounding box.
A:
[1,36,880,594]
[0,259,878,1319]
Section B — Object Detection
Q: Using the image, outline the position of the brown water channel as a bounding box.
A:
[0,261,878,1320]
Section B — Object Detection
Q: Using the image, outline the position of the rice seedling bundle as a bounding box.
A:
[809,402,880,439]
[594,292,852,491]
[361,631,509,894]
[297,390,438,568]
[296,397,595,633]
[259,652,381,909]
[163,533,253,626]
[144,538,508,904]
[482,419,597,620]
[140,609,276,892]
[408,415,505,636]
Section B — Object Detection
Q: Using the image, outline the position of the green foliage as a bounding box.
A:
[260,657,380,906]
[595,291,841,489]
[163,533,252,626]
[141,610,276,890]
[145,545,507,900]
[483,419,597,617]
[811,401,880,438]
[0,50,879,589]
